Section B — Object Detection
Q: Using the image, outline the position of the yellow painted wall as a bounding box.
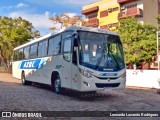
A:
[82,0,120,28]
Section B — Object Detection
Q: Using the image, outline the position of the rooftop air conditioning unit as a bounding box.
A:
[121,6,126,10]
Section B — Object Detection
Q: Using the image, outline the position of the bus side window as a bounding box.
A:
[30,43,38,59]
[38,42,43,57]
[48,35,61,55]
[42,40,48,57]
[63,38,71,62]
[37,39,48,58]
[62,31,73,55]
[13,50,18,61]
[18,49,24,60]
[24,46,30,59]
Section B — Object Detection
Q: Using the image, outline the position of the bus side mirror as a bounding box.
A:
[72,32,78,47]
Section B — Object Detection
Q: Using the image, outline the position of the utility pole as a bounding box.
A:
[157,31,160,70]
[157,31,160,94]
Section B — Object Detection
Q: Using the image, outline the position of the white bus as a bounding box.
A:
[12,26,126,93]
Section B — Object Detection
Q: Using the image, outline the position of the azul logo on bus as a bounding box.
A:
[99,73,117,77]
[20,59,41,69]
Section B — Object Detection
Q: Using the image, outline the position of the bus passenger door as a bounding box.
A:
[62,37,72,88]
[71,47,79,90]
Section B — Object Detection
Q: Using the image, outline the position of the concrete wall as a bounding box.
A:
[99,1,120,27]
[82,0,120,29]
[126,70,160,89]
[142,0,159,25]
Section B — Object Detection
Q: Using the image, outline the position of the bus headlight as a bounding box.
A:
[79,68,92,78]
[120,72,126,78]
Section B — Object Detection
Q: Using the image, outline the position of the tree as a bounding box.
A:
[49,13,87,30]
[0,16,40,72]
[156,15,160,22]
[118,17,157,68]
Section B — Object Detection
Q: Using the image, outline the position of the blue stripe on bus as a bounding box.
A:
[20,59,41,69]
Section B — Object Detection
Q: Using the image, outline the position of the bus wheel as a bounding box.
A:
[54,75,62,94]
[21,72,31,85]
[21,72,27,85]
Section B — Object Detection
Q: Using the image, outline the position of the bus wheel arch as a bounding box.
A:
[51,71,62,94]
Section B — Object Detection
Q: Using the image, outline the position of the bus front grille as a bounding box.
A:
[95,83,120,88]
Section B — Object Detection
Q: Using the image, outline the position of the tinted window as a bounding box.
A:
[38,40,48,57]
[30,43,37,58]
[38,42,43,57]
[64,39,71,53]
[42,40,48,57]
[24,46,30,59]
[48,35,61,55]
[13,50,18,61]
[19,49,23,60]
[78,31,125,69]
[63,38,72,62]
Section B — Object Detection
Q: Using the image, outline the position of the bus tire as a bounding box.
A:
[54,74,62,94]
[21,71,32,85]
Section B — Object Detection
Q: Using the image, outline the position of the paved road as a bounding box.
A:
[0,73,160,120]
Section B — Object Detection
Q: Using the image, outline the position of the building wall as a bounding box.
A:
[99,0,120,28]
[120,0,144,23]
[82,0,120,29]
[120,0,143,10]
[136,0,143,24]
[142,0,159,25]
[82,0,159,28]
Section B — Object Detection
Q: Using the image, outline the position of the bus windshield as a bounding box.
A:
[78,31,125,71]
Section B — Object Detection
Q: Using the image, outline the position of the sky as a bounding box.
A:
[0,0,98,35]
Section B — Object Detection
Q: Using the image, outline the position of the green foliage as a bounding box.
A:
[156,15,160,31]
[118,17,157,67]
[0,16,40,71]
[156,15,160,22]
[49,13,87,30]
